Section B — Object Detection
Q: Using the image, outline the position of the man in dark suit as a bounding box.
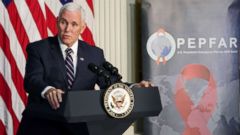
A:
[16,2,110,135]
[17,2,152,135]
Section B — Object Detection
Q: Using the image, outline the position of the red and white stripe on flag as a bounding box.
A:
[0,0,95,135]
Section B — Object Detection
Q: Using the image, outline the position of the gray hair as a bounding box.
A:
[58,2,85,21]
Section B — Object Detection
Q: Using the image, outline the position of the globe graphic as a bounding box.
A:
[151,36,172,57]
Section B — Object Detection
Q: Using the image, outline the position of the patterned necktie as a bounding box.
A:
[65,48,74,90]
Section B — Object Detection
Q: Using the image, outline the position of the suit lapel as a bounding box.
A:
[72,41,87,88]
[49,37,68,86]
[49,38,89,89]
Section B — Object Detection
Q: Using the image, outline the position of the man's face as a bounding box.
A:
[57,10,84,47]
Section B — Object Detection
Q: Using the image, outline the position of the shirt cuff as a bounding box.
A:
[41,86,55,98]
[129,83,139,88]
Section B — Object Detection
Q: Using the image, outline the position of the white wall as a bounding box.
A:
[93,0,135,83]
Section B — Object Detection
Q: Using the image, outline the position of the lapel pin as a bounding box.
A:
[80,57,85,61]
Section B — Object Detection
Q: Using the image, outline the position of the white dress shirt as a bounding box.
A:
[59,38,78,75]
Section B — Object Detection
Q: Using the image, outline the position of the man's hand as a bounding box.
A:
[44,88,64,110]
[137,80,153,87]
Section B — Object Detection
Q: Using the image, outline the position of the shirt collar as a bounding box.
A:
[58,37,78,55]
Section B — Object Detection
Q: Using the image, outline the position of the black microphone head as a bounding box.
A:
[88,63,112,87]
[111,67,118,74]
[88,63,99,73]
[102,61,122,82]
[88,63,108,76]
[102,61,113,70]
[102,71,110,79]
[97,68,104,76]
[103,61,119,75]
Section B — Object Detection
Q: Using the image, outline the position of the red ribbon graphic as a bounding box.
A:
[175,64,217,135]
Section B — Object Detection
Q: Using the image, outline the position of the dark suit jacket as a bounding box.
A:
[22,36,106,119]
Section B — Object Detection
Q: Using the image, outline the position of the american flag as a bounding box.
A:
[0,0,95,135]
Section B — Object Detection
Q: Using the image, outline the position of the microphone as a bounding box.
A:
[88,63,104,76]
[102,61,122,82]
[88,63,111,86]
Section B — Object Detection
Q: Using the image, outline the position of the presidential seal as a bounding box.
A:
[103,83,134,118]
